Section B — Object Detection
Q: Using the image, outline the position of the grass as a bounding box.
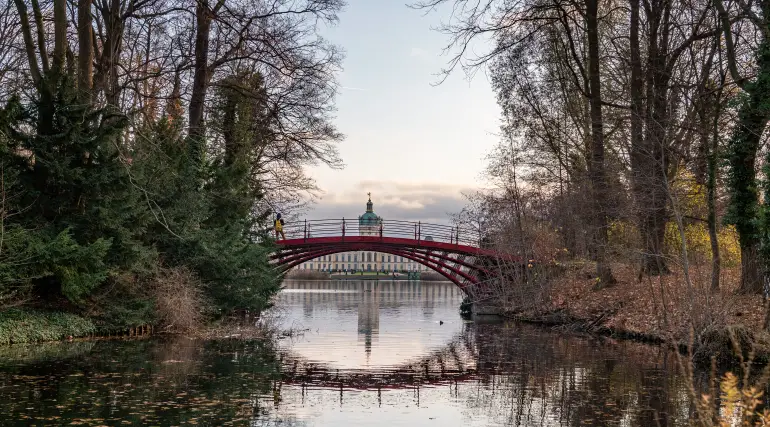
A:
[0,308,97,345]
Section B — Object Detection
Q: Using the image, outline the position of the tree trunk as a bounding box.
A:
[740,242,763,293]
[188,0,212,162]
[629,0,662,277]
[52,0,67,75]
[12,0,42,85]
[92,0,124,106]
[707,161,721,292]
[727,82,770,293]
[707,81,722,292]
[30,0,49,75]
[77,0,93,102]
[717,0,770,294]
[640,214,669,275]
[165,69,183,122]
[585,0,615,288]
[632,2,672,276]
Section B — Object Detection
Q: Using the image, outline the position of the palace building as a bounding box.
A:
[294,195,431,273]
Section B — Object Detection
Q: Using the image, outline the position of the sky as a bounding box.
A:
[304,2,501,223]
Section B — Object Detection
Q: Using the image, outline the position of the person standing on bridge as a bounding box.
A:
[274,214,286,240]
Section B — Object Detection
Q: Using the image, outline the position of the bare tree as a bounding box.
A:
[413,0,617,285]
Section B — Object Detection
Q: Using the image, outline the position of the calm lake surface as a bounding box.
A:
[0,280,695,426]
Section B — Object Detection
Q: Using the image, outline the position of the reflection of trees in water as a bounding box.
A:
[0,323,694,426]
[273,322,690,426]
[458,324,689,426]
[0,338,306,426]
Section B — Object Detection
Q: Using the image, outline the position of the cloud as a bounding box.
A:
[409,47,427,58]
[304,181,474,225]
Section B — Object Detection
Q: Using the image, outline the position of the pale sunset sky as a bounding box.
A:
[305,1,500,223]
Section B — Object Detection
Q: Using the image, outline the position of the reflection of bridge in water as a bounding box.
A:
[269,281,689,425]
[277,280,477,391]
[276,330,479,391]
[280,280,464,307]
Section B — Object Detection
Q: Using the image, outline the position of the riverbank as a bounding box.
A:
[502,261,770,363]
[0,307,280,346]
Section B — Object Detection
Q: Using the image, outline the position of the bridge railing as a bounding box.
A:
[280,219,481,247]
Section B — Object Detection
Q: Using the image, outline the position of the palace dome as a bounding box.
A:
[359,211,380,225]
[359,195,382,226]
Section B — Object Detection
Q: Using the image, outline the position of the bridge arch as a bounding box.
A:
[271,219,525,293]
[274,244,478,290]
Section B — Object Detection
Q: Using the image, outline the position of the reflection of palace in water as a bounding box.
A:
[357,282,379,356]
[280,280,464,360]
[280,280,463,308]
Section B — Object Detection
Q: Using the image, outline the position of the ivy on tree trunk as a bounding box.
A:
[725,42,770,293]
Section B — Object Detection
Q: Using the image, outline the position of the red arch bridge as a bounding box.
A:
[271,219,528,293]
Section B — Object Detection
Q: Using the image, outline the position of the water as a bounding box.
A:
[0,280,695,426]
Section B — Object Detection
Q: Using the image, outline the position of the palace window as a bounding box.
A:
[367,264,372,271]
[367,253,372,262]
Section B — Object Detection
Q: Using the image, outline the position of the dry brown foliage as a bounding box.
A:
[152,267,210,334]
[512,261,770,358]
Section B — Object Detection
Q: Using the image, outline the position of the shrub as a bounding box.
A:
[608,219,740,268]
[664,222,741,268]
[152,266,209,333]
[0,309,96,345]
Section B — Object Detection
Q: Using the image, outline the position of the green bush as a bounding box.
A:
[0,70,281,336]
[0,309,96,345]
